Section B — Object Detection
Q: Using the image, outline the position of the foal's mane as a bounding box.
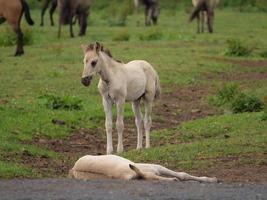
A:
[85,42,122,63]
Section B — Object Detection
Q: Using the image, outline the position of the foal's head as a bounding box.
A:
[81,42,112,86]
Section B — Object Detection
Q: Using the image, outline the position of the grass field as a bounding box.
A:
[0,6,267,181]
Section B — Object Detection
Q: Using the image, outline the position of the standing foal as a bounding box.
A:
[81,42,160,154]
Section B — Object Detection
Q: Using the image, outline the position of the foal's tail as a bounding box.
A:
[129,164,146,179]
[154,74,161,100]
[21,0,34,25]
[189,0,206,22]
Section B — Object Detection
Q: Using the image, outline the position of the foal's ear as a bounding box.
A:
[94,42,104,54]
[81,44,88,53]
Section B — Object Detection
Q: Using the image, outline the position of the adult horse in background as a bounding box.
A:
[134,0,160,26]
[190,0,220,33]
[38,0,57,26]
[57,0,92,38]
[0,0,34,56]
[81,42,161,154]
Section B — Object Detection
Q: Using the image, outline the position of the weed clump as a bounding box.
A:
[259,50,267,58]
[224,39,252,57]
[39,94,83,110]
[209,83,240,107]
[209,83,264,113]
[231,93,264,113]
[112,29,130,41]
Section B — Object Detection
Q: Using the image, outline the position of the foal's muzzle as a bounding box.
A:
[81,76,92,87]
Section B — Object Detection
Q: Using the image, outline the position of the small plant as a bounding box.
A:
[39,94,83,111]
[0,26,34,46]
[209,83,240,107]
[209,83,264,113]
[224,39,252,57]
[139,29,163,41]
[112,29,130,41]
[231,93,264,113]
[259,50,267,58]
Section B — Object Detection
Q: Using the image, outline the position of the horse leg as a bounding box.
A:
[40,0,50,26]
[49,0,57,26]
[102,96,113,154]
[196,13,200,33]
[79,12,89,36]
[14,26,24,56]
[201,11,205,33]
[69,15,74,37]
[207,10,214,33]
[147,7,153,26]
[145,6,149,26]
[116,99,125,153]
[144,100,152,148]
[132,99,143,150]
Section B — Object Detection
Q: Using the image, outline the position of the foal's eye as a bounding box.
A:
[91,60,97,68]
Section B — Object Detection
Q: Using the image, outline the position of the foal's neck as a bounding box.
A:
[98,52,122,84]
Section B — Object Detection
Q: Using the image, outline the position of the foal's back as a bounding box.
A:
[71,155,136,180]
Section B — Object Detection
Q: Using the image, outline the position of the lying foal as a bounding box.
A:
[69,155,217,183]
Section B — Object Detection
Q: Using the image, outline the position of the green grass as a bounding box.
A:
[0,8,267,178]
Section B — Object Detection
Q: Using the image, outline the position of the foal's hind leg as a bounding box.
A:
[144,100,152,148]
[132,99,143,149]
[154,164,217,183]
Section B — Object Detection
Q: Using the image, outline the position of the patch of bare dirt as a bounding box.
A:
[191,153,267,183]
[206,57,267,88]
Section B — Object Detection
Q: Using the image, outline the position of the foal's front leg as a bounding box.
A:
[103,97,113,154]
[132,99,143,149]
[116,99,125,153]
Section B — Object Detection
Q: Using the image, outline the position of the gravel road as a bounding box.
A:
[0,179,266,200]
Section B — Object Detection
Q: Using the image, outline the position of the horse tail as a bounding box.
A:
[189,0,206,22]
[154,73,161,100]
[21,0,34,25]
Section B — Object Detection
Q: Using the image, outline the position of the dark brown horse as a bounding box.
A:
[39,0,57,26]
[0,0,34,56]
[190,0,219,33]
[58,0,92,38]
[134,0,160,26]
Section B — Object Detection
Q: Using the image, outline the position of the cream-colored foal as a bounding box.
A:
[69,155,217,183]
